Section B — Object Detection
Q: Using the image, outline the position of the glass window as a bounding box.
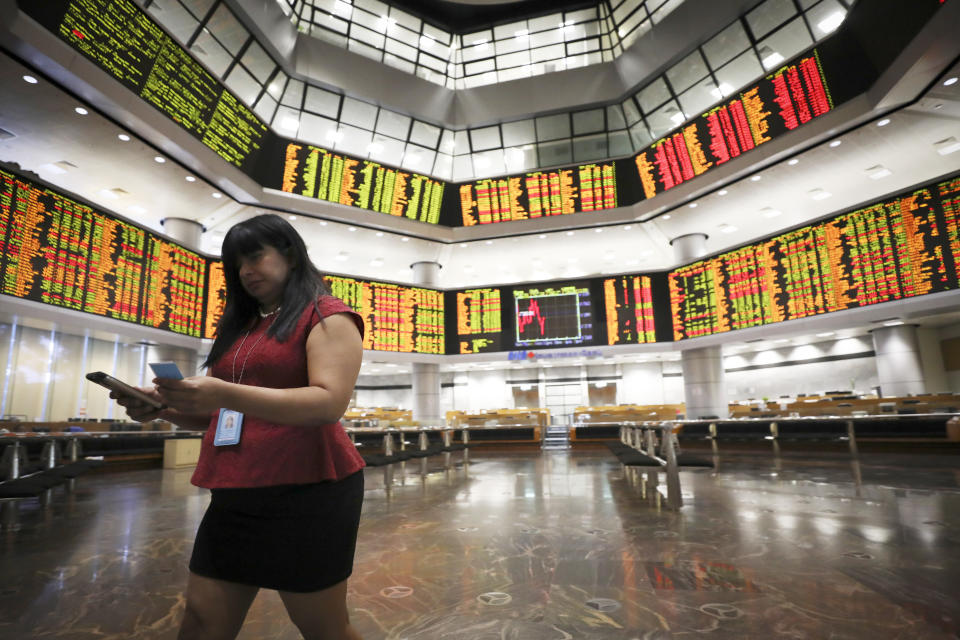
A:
[503,145,537,173]
[573,108,605,135]
[535,114,570,141]
[606,105,627,129]
[746,0,797,40]
[351,23,386,48]
[419,54,447,73]
[385,37,417,61]
[537,139,572,166]
[498,66,531,83]
[409,120,441,147]
[253,92,277,124]
[465,59,496,75]
[702,21,750,70]
[339,97,378,130]
[629,120,653,149]
[608,130,633,156]
[354,0,388,15]
[678,77,719,116]
[313,26,348,48]
[298,112,339,147]
[650,0,684,23]
[806,0,847,39]
[336,124,373,156]
[494,35,528,56]
[304,86,341,117]
[453,129,470,154]
[432,152,453,180]
[350,7,381,32]
[280,78,304,108]
[757,17,814,70]
[572,134,607,162]
[239,41,274,83]
[452,154,474,182]
[266,73,286,100]
[190,31,232,77]
[180,0,214,20]
[375,110,411,139]
[273,105,300,133]
[666,50,709,93]
[389,7,420,32]
[531,44,565,63]
[470,126,502,151]
[621,98,641,126]
[502,119,536,146]
[368,134,405,163]
[402,144,435,174]
[646,100,684,138]
[530,28,563,48]
[462,29,493,46]
[205,4,248,55]
[462,41,494,63]
[472,150,506,177]
[636,77,671,114]
[493,20,529,41]
[714,50,762,96]
[147,0,198,43]
[422,23,450,45]
[383,54,415,74]
[498,50,532,69]
[224,65,260,106]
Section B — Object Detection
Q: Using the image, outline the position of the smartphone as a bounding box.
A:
[149,361,184,380]
[86,372,165,410]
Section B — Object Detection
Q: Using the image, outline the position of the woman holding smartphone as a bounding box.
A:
[113,214,365,640]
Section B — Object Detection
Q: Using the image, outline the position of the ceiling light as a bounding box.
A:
[185,175,196,182]
[787,158,799,165]
[809,188,832,200]
[154,156,165,163]
[566,231,574,236]
[688,202,698,208]
[817,10,845,34]
[485,240,493,245]
[943,77,958,87]
[751,174,762,182]
[538,234,546,239]
[117,134,130,142]
[289,215,297,221]
[624,225,632,230]
[662,214,671,220]
[319,221,328,226]
[829,139,842,147]
[935,137,960,155]
[459,243,468,247]
[22,75,38,84]
[877,118,891,127]
[865,164,892,180]
[336,251,349,261]
[212,192,222,198]
[720,224,737,233]
[401,237,409,242]
[419,35,435,48]
[718,189,728,196]
[595,227,603,232]
[74,107,88,115]
[348,226,357,231]
[376,232,384,237]
[816,332,835,337]
[883,319,904,327]
[760,207,781,218]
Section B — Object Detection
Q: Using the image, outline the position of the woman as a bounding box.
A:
[114,214,365,640]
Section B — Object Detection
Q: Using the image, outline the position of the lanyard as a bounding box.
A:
[230,313,278,384]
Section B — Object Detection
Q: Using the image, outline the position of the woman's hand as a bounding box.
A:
[110,387,166,423]
[154,376,228,414]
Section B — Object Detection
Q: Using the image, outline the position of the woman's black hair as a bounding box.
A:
[203,213,330,368]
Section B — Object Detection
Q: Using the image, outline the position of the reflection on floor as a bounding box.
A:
[1,448,959,639]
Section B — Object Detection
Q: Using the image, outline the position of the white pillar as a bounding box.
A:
[872,325,925,396]
[671,232,727,419]
[160,217,203,373]
[410,261,441,424]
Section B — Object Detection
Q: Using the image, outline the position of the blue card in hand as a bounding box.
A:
[149,361,184,380]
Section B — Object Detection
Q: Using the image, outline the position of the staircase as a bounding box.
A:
[542,424,570,450]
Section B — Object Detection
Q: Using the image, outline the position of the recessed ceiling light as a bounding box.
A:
[829,139,842,147]
[816,331,835,337]
[401,237,409,242]
[662,214,671,220]
[595,227,603,232]
[760,207,781,218]
[717,189,728,196]
[376,232,384,237]
[485,240,493,245]
[212,192,222,198]
[22,75,38,84]
[865,164,892,180]
[944,77,958,87]
[185,175,196,182]
[809,188,832,200]
[787,158,799,166]
[877,118,891,127]
[288,215,297,221]
[348,226,357,231]
[935,136,960,155]
[319,221,328,226]
[117,134,130,142]
[689,202,698,208]
[74,107,88,115]
[154,156,165,163]
[538,234,546,239]
[459,243,467,247]
[751,175,762,181]
[566,231,574,236]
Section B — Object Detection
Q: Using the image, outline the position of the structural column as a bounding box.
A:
[671,233,728,419]
[410,261,442,424]
[871,324,925,396]
[159,217,203,376]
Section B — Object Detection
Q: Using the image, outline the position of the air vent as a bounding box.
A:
[0,127,15,140]
[109,188,129,196]
[55,160,78,171]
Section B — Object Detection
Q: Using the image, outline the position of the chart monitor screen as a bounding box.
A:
[511,283,594,348]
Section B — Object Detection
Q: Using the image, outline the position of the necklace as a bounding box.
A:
[231,314,279,384]
[258,305,281,318]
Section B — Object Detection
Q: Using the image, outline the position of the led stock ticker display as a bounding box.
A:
[22,0,268,174]
[0,168,206,337]
[668,174,960,340]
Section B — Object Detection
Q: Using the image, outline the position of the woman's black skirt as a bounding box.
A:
[189,471,364,592]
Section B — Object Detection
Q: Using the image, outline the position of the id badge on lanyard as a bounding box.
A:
[214,408,244,446]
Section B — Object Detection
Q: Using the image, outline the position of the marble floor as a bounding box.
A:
[1,447,959,639]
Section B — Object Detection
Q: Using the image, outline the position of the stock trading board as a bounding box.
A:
[512,283,594,348]
[451,288,503,354]
[280,143,445,224]
[0,167,205,337]
[22,0,268,174]
[668,174,960,339]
